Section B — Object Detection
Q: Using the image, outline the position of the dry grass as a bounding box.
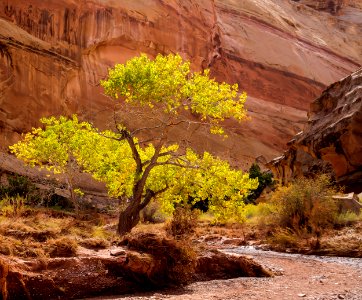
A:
[132,222,167,236]
[321,221,362,256]
[80,237,110,250]
[0,208,118,258]
[0,201,360,260]
[47,237,78,257]
[165,207,199,239]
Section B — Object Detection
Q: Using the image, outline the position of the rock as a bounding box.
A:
[332,193,362,214]
[0,0,361,167]
[292,0,347,14]
[0,233,272,299]
[203,235,223,242]
[196,250,272,280]
[297,293,307,297]
[110,249,127,256]
[268,68,362,193]
[222,238,246,246]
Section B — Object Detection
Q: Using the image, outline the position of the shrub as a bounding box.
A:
[165,207,200,239]
[270,175,338,237]
[270,228,299,248]
[246,163,274,203]
[0,175,36,199]
[80,237,110,250]
[336,211,361,226]
[47,237,78,257]
[0,195,26,217]
[241,202,276,226]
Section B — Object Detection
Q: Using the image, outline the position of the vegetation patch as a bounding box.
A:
[165,206,199,239]
[47,237,78,258]
[80,237,110,250]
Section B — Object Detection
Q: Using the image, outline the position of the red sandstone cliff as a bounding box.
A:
[268,68,362,192]
[0,0,361,167]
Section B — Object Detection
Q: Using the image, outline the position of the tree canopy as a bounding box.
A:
[11,53,255,234]
[101,53,247,135]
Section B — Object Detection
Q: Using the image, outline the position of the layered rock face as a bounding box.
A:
[0,0,361,167]
[292,0,347,14]
[268,68,362,192]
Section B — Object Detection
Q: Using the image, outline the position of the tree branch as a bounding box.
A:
[139,186,168,210]
[132,143,163,201]
[115,127,143,175]
[131,124,164,135]
[154,161,200,169]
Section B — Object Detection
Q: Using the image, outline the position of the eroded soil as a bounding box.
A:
[87,247,362,300]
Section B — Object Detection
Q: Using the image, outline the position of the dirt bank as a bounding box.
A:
[87,247,362,300]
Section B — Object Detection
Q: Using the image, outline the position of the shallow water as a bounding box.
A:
[222,246,362,269]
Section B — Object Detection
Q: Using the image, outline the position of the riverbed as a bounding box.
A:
[86,246,362,300]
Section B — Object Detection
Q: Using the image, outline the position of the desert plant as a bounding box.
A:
[141,200,165,224]
[80,237,110,250]
[0,175,35,198]
[166,206,200,239]
[241,202,276,226]
[0,195,26,217]
[270,175,338,238]
[270,228,299,248]
[336,211,361,226]
[47,237,78,257]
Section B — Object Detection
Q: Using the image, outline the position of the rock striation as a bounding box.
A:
[0,0,361,166]
[268,68,362,192]
[292,0,347,14]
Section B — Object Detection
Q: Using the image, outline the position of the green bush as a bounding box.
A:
[270,175,338,237]
[0,175,36,199]
[246,163,274,203]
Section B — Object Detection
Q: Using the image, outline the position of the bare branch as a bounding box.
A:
[131,124,164,135]
[154,161,200,169]
[137,137,162,145]
[139,186,168,210]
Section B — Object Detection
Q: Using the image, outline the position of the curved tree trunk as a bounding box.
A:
[117,203,141,235]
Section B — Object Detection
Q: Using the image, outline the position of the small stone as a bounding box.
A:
[110,249,126,256]
[297,294,306,297]
[338,295,345,299]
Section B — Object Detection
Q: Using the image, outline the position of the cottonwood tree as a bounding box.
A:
[9,119,85,214]
[11,54,258,235]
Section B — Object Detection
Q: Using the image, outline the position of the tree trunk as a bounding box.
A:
[66,175,79,217]
[117,203,141,235]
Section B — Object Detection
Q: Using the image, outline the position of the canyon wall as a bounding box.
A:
[0,0,361,167]
[268,68,362,192]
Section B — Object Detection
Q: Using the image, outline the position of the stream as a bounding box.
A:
[223,246,362,269]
